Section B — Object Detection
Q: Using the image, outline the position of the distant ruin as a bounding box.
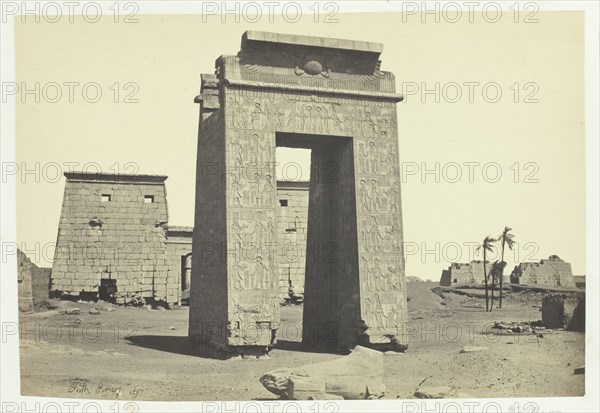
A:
[510,255,576,287]
[17,249,34,313]
[439,260,494,286]
[440,255,577,288]
[17,248,51,312]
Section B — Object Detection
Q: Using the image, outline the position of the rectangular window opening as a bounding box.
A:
[144,195,155,203]
[279,199,288,207]
[101,194,111,202]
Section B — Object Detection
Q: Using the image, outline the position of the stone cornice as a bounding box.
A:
[222,78,403,103]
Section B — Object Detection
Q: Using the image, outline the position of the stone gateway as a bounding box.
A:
[189,31,407,357]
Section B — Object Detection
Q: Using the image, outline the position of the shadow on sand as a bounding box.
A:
[273,339,347,355]
[125,335,196,356]
[125,335,344,357]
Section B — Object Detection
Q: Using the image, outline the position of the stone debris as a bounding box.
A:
[492,321,532,334]
[490,320,550,336]
[414,386,469,399]
[89,308,100,315]
[65,308,81,315]
[103,306,115,312]
[460,346,488,353]
[62,319,82,327]
[260,346,385,400]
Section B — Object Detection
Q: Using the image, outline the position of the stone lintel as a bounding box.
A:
[223,78,403,103]
[242,31,383,55]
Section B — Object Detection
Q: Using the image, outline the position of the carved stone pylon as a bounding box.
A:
[189,31,407,357]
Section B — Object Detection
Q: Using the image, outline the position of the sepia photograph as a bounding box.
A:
[1,1,598,412]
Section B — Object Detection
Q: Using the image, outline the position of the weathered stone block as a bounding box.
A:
[542,294,566,329]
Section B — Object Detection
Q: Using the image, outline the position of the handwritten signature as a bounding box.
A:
[68,379,144,397]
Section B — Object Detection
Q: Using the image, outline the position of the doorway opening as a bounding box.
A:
[99,278,117,303]
[276,132,359,351]
[275,146,311,306]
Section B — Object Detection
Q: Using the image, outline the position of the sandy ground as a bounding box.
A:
[19,282,584,400]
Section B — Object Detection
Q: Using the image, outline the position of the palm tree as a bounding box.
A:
[477,236,496,312]
[498,227,515,308]
[489,260,507,310]
[489,260,499,312]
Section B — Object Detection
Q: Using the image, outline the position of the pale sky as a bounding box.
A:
[14,11,585,278]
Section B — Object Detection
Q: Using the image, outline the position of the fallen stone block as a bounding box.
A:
[414,386,455,399]
[89,308,100,315]
[460,346,488,353]
[65,308,81,315]
[260,346,385,400]
[414,386,471,399]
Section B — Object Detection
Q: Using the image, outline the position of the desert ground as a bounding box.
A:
[19,282,584,400]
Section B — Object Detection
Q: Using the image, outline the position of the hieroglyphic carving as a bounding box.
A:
[360,255,403,292]
[226,129,276,209]
[230,256,274,291]
[228,209,277,292]
[192,32,406,354]
[227,89,397,139]
[357,177,401,214]
[358,215,402,255]
[357,140,398,176]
